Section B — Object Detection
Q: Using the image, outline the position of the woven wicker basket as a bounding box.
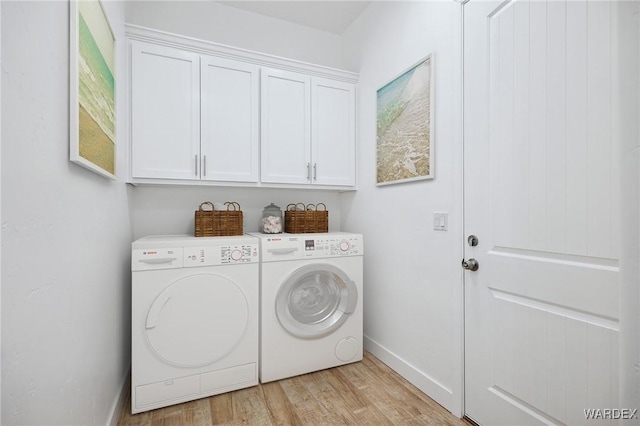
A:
[284,203,328,233]
[194,201,243,237]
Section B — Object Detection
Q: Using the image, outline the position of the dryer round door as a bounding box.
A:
[145,273,249,367]
[276,263,357,339]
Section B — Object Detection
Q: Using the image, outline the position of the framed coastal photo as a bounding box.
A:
[376,54,434,186]
[70,0,116,179]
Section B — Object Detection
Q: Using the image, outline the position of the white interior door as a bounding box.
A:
[463,1,620,424]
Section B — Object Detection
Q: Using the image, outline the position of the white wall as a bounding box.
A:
[1,1,132,424]
[124,2,348,239]
[130,186,342,239]
[1,3,3,421]
[340,1,463,415]
[125,1,345,70]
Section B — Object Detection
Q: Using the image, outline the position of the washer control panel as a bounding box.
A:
[184,243,259,267]
[303,235,362,258]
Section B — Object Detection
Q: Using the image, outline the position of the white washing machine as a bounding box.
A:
[250,232,363,383]
[131,235,259,413]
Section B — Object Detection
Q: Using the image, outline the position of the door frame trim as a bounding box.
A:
[452,0,466,418]
[616,0,640,414]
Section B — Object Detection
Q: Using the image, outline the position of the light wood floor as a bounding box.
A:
[118,352,472,425]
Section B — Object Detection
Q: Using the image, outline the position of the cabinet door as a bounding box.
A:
[130,41,200,179]
[201,57,259,182]
[311,78,356,186]
[261,68,311,184]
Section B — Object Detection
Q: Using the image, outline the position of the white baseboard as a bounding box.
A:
[364,335,454,413]
[107,369,130,426]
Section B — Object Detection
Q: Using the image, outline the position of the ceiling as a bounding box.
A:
[217,1,372,35]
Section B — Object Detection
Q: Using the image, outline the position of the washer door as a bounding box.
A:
[145,273,248,367]
[276,264,357,339]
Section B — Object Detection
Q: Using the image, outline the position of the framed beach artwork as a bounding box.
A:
[376,54,434,185]
[70,0,116,179]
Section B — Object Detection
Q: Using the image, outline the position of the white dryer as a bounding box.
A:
[251,232,363,383]
[131,235,259,413]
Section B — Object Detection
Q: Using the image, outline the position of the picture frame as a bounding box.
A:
[70,0,116,179]
[376,54,434,186]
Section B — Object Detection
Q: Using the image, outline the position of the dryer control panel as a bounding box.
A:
[132,235,260,271]
[184,243,259,267]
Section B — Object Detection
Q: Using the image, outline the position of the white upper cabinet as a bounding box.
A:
[130,41,200,180]
[127,26,358,189]
[130,43,259,183]
[261,69,356,187]
[201,56,259,182]
[312,78,356,186]
[260,68,312,185]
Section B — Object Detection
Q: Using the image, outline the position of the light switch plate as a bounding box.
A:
[433,212,448,231]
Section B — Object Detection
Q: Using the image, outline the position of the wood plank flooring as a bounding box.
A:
[117,352,471,425]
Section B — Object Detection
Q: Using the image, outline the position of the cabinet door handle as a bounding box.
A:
[307,162,311,181]
[203,155,207,177]
[194,155,198,176]
[313,163,317,181]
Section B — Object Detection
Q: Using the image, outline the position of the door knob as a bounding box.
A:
[461,258,479,271]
